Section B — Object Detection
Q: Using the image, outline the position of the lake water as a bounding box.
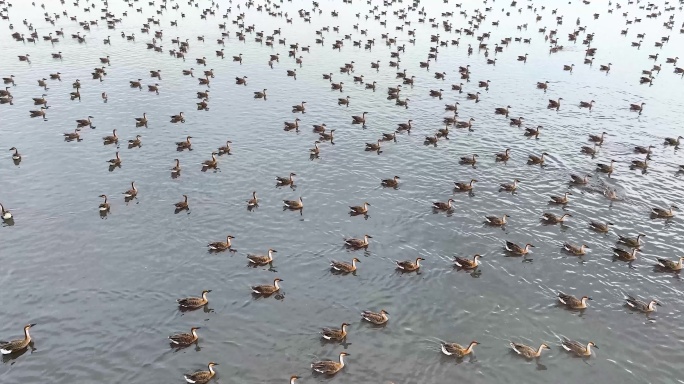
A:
[1,0,683,383]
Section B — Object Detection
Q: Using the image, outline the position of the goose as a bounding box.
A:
[322,73,333,81]
[365,81,377,90]
[351,112,368,124]
[276,172,296,186]
[570,174,592,184]
[454,254,483,269]
[579,100,595,110]
[466,91,480,101]
[561,338,597,356]
[528,152,549,165]
[452,83,464,92]
[2,75,15,85]
[460,154,479,165]
[312,124,327,133]
[170,112,185,123]
[510,116,524,127]
[207,235,234,251]
[589,221,613,233]
[381,176,400,188]
[177,290,211,309]
[634,145,654,155]
[541,213,571,224]
[344,234,372,248]
[63,128,81,141]
[382,132,397,141]
[232,53,243,63]
[330,257,360,273]
[454,179,477,192]
[201,152,218,169]
[550,192,572,204]
[445,101,459,112]
[581,144,599,156]
[319,130,335,142]
[436,125,450,138]
[337,96,350,106]
[589,131,607,144]
[505,242,534,255]
[247,249,277,265]
[630,102,645,113]
[174,195,189,211]
[631,156,649,170]
[251,278,283,295]
[287,69,297,77]
[1,324,36,355]
[612,248,639,261]
[129,78,143,89]
[101,92,108,103]
[429,89,444,99]
[432,199,455,210]
[102,129,118,144]
[396,119,413,131]
[361,309,389,325]
[456,118,475,129]
[596,159,616,174]
[524,125,542,138]
[625,296,660,313]
[18,54,31,62]
[563,243,589,256]
[107,151,122,167]
[395,258,424,272]
[32,94,48,106]
[558,292,592,309]
[122,181,137,199]
[176,136,193,151]
[599,62,612,72]
[292,101,306,112]
[495,105,510,116]
[496,149,511,162]
[311,352,349,375]
[664,135,683,146]
[617,233,645,248]
[365,140,381,151]
[100,55,110,64]
[284,118,301,131]
[182,68,195,76]
[510,342,550,359]
[651,205,677,218]
[548,97,563,109]
[0,87,13,97]
[500,179,520,192]
[135,113,148,127]
[485,214,509,226]
[183,362,218,384]
[147,83,160,94]
[655,256,684,271]
[563,63,575,71]
[666,56,679,64]
[217,141,232,155]
[536,81,549,90]
[253,89,267,99]
[169,327,200,346]
[478,79,490,89]
[331,81,344,90]
[320,323,349,341]
[441,341,480,358]
[283,197,303,209]
[196,56,207,66]
[76,116,94,128]
[349,202,370,215]
[9,147,21,161]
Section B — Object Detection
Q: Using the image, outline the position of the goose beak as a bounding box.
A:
[29,323,36,327]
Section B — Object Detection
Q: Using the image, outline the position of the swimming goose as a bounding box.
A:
[495,105,511,116]
[612,247,639,261]
[397,119,413,131]
[631,156,649,170]
[312,124,327,133]
[630,102,645,113]
[338,96,350,106]
[207,235,234,251]
[251,278,283,295]
[541,213,572,224]
[321,323,349,341]
[510,342,550,359]
[176,136,192,151]
[524,125,542,138]
[246,191,258,208]
[345,234,372,249]
[129,78,143,89]
[9,147,21,161]
[319,129,335,142]
[98,194,110,212]
[284,118,301,131]
[349,202,370,215]
[664,136,683,146]
[311,352,349,375]
[382,132,397,141]
[589,221,613,233]
[466,91,480,101]
[655,256,684,271]
[276,173,296,186]
[287,69,297,77]
[485,214,509,226]
[570,174,592,185]
[247,249,277,265]
[505,242,534,255]
[579,100,596,110]
[1,324,36,355]
[217,141,232,155]
[184,362,218,384]
[547,97,563,109]
[625,296,660,313]
[253,89,267,99]
[432,199,455,210]
[309,141,321,156]
[500,179,520,192]
[170,112,185,123]
[32,94,48,106]
[441,341,480,358]
[550,192,572,204]
[510,116,524,127]
[292,101,306,113]
[122,181,137,199]
[365,140,381,151]
[331,81,344,91]
[588,131,607,144]
[563,243,589,256]
[454,254,483,269]
[496,148,511,162]
[283,197,303,209]
[174,195,189,211]
[361,310,389,325]
[561,338,597,356]
[617,233,645,248]
[460,154,479,165]
[634,145,654,155]
[63,128,81,141]
[563,64,575,72]
[581,144,599,156]
[135,113,148,127]
[330,257,360,273]
[201,152,218,169]
[382,176,400,188]
[395,257,424,272]
[651,205,677,218]
[429,89,444,99]
[456,117,475,129]
[452,83,464,92]
[454,179,477,192]
[177,290,211,308]
[528,152,549,165]
[352,112,368,124]
[596,159,616,173]
[169,327,200,346]
[558,292,592,309]
[2,75,15,85]
[102,129,118,144]
[537,81,549,91]
[75,116,94,128]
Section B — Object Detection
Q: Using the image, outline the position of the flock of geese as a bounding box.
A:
[1,0,684,382]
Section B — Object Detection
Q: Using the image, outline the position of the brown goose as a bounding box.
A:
[283,197,304,210]
[557,292,592,309]
[655,256,684,271]
[570,174,592,185]
[135,113,148,127]
[251,278,283,295]
[536,81,549,90]
[625,296,660,313]
[349,202,370,215]
[218,141,232,155]
[496,148,511,162]
[1,324,36,355]
[528,152,549,165]
[589,221,613,233]
[107,152,122,167]
[550,192,572,204]
[253,89,267,99]
[432,199,455,211]
[168,327,200,346]
[76,116,94,128]
[510,116,524,127]
[98,194,110,212]
[651,205,677,218]
[330,257,360,273]
[505,242,534,255]
[441,341,480,358]
[563,243,589,256]
[466,91,480,101]
[246,191,258,208]
[460,154,479,165]
[184,362,218,384]
[284,118,301,131]
[495,105,511,116]
[361,309,389,325]
[634,145,654,155]
[207,235,234,251]
[500,179,520,192]
[351,112,368,124]
[664,135,683,146]
[311,352,349,375]
[524,125,542,138]
[122,181,137,199]
[617,233,645,248]
[630,102,645,113]
[381,176,400,188]
[454,254,483,269]
[177,290,211,308]
[510,342,550,359]
[201,152,218,169]
[589,131,608,144]
[612,247,639,261]
[276,172,296,186]
[596,159,616,174]
[579,100,596,110]
[456,117,475,129]
[561,338,597,356]
[485,214,509,226]
[547,97,563,109]
[344,234,372,248]
[453,179,477,192]
[581,144,599,156]
[247,249,276,265]
[365,140,381,151]
[541,213,571,224]
[174,195,189,211]
[396,119,413,131]
[176,136,192,151]
[320,323,349,341]
[102,129,118,144]
[291,101,307,113]
[128,135,142,148]
[395,257,424,272]
[170,112,185,123]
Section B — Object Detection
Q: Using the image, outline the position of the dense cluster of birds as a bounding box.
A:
[1,0,684,382]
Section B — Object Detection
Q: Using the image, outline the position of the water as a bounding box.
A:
[1,0,683,383]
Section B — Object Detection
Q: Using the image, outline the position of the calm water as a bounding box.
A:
[1,0,684,383]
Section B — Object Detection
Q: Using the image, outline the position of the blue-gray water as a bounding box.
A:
[1,0,683,383]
